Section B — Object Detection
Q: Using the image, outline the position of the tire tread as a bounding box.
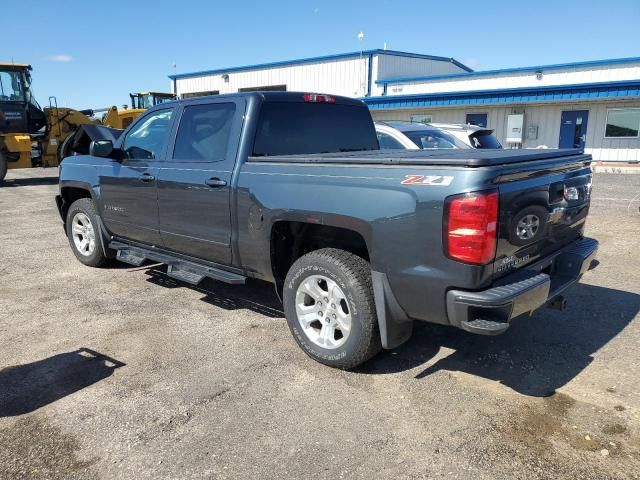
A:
[284,248,381,369]
[66,198,112,268]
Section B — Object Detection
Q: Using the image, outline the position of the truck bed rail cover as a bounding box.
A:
[248,149,590,167]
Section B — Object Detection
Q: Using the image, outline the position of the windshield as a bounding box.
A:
[403,129,467,149]
[133,94,174,109]
[136,94,153,109]
[154,95,174,105]
[0,70,25,102]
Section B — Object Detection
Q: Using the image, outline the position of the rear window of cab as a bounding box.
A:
[253,102,379,156]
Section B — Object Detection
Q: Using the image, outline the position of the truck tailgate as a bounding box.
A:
[491,156,593,278]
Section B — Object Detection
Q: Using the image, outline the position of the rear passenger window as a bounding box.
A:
[173,103,236,162]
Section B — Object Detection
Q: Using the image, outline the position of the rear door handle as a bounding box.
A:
[139,173,155,182]
[205,178,227,187]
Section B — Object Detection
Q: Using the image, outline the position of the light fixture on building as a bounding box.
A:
[535,70,543,80]
[222,74,229,82]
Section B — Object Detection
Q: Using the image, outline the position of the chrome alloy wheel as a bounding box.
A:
[71,212,96,256]
[295,275,352,349]
[516,214,540,241]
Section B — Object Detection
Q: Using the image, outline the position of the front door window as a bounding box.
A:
[123,109,174,160]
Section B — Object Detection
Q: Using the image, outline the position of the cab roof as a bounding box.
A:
[0,63,31,70]
[132,92,175,96]
[173,91,368,107]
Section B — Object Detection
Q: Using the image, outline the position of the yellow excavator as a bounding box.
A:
[0,62,175,182]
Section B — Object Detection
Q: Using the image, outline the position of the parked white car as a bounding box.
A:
[375,121,469,150]
[428,123,503,149]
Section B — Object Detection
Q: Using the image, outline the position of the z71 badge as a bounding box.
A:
[401,175,454,186]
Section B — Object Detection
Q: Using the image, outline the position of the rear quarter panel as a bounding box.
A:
[236,161,496,324]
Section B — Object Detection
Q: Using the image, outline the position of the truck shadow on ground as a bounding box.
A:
[1,176,59,187]
[142,267,637,398]
[358,283,639,397]
[0,348,125,417]
[145,268,284,319]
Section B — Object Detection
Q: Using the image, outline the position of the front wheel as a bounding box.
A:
[283,248,381,369]
[65,198,113,267]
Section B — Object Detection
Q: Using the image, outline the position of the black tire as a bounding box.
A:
[283,248,382,369]
[509,205,548,246]
[0,151,8,183]
[65,198,113,267]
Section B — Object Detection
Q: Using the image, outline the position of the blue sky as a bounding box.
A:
[2,0,639,108]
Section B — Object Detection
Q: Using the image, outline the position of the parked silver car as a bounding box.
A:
[375,120,502,150]
[375,121,469,150]
[428,123,503,149]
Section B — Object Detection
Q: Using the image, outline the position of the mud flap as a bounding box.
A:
[371,271,413,349]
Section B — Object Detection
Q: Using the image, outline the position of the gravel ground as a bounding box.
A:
[0,168,638,480]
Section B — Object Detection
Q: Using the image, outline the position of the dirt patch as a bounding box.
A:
[0,415,96,479]
[504,392,576,449]
[479,392,640,479]
[603,423,628,435]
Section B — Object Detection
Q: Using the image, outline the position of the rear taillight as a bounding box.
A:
[303,93,335,103]
[444,191,498,265]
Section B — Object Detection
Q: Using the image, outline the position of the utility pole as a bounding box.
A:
[357,31,365,96]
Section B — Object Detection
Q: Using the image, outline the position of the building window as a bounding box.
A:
[410,114,432,124]
[465,113,488,128]
[238,84,287,93]
[605,108,640,138]
[181,91,219,99]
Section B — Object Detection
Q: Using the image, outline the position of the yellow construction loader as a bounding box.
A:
[1,62,175,182]
[40,100,144,166]
[0,63,47,181]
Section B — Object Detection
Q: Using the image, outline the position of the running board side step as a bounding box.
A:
[116,250,146,267]
[109,241,246,286]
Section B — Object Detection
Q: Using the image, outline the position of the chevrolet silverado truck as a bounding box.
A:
[56,91,598,369]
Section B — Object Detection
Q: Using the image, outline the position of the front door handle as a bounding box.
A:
[139,173,155,182]
[205,178,227,187]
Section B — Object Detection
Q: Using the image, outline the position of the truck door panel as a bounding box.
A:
[157,99,244,265]
[99,108,174,245]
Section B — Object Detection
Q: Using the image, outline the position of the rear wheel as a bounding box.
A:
[65,198,112,267]
[283,248,381,369]
[0,151,8,183]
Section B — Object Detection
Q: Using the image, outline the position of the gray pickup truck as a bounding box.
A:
[56,91,598,368]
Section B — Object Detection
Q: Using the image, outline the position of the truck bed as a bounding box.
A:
[249,148,590,167]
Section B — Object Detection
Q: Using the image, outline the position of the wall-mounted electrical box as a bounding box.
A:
[506,114,525,143]
[526,124,539,140]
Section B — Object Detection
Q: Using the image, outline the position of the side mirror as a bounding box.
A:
[89,140,114,158]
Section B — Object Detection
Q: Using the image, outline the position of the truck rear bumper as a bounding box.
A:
[446,237,598,335]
